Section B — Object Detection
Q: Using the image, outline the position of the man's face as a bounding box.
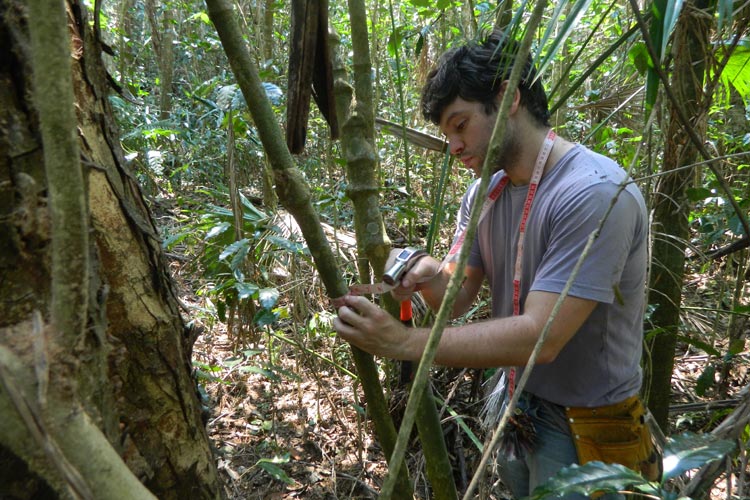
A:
[438,97,498,177]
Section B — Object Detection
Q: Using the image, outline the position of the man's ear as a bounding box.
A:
[497,81,521,115]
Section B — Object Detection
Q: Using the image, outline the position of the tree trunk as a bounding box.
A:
[145,0,175,120]
[644,0,713,430]
[0,1,221,498]
[261,0,274,62]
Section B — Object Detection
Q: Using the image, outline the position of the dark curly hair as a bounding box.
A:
[421,29,550,128]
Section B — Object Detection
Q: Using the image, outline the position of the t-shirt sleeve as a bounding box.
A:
[453,180,484,269]
[530,182,642,303]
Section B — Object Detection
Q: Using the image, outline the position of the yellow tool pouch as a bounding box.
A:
[566,396,661,482]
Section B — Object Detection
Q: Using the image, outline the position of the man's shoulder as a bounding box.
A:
[556,145,627,185]
[551,146,644,202]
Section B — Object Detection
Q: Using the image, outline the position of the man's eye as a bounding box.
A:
[456,120,466,131]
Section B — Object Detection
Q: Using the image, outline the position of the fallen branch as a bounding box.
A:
[375,117,447,152]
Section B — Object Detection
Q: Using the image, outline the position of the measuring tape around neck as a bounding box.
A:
[333,129,558,328]
[506,129,557,397]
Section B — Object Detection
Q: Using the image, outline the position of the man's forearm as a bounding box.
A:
[418,263,479,318]
[404,314,540,368]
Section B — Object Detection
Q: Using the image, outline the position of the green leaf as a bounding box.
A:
[661,0,685,61]
[235,282,259,300]
[267,234,307,254]
[387,27,404,58]
[728,338,746,356]
[255,456,295,485]
[662,433,736,480]
[686,187,713,202]
[239,365,280,381]
[221,356,243,368]
[253,308,277,327]
[219,238,249,261]
[240,191,269,223]
[229,242,250,271]
[718,46,750,104]
[162,231,190,249]
[645,66,660,117]
[717,0,734,31]
[193,361,222,373]
[728,213,745,236]
[645,0,686,117]
[528,461,648,500]
[676,334,721,357]
[536,0,595,79]
[259,288,279,309]
[206,222,230,239]
[189,11,211,25]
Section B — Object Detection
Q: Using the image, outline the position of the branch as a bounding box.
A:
[29,0,89,345]
[375,117,447,152]
[705,237,750,260]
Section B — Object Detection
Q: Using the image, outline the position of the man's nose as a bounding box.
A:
[449,138,464,156]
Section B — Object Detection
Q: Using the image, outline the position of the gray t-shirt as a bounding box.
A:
[455,145,648,407]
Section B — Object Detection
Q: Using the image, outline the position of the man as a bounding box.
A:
[334,29,654,498]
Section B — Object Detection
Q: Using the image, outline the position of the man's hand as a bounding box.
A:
[384,248,441,303]
[333,295,420,360]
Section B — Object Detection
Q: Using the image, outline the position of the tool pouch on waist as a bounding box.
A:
[566,396,661,482]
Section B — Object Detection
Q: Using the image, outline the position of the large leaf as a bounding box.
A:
[258,288,279,309]
[535,0,595,79]
[662,433,736,480]
[719,45,750,104]
[235,281,259,300]
[528,461,649,499]
[255,456,295,485]
[716,0,734,32]
[206,221,230,239]
[660,0,684,61]
[219,238,249,261]
[240,191,269,223]
[253,308,278,327]
[645,0,685,115]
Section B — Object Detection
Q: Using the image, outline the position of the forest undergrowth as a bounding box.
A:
[158,193,749,499]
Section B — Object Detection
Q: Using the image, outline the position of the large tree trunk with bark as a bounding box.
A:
[644,0,713,430]
[0,1,221,498]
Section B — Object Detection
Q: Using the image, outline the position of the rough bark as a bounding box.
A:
[0,1,221,498]
[644,0,713,430]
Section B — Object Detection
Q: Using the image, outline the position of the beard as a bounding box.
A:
[485,121,522,174]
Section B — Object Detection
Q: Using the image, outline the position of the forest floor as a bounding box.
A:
[163,205,750,499]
